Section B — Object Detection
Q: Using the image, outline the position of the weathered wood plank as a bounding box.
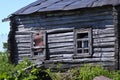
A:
[17,43,31,47]
[93,42,115,47]
[32,46,45,49]
[93,29,114,35]
[16,37,31,41]
[49,48,74,53]
[48,32,74,38]
[93,37,115,43]
[93,52,115,57]
[48,42,74,48]
[15,35,31,38]
[50,54,73,58]
[45,57,115,64]
[44,62,115,69]
[93,33,115,38]
[48,35,73,40]
[18,51,31,54]
[94,48,115,52]
[47,28,73,33]
[16,39,31,43]
[19,54,31,57]
[48,38,73,43]
[16,11,112,26]
[50,57,73,60]
[16,31,31,35]
[18,48,31,51]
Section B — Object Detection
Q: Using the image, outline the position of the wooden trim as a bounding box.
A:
[30,32,34,56]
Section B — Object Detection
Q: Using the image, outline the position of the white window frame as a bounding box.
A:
[74,28,92,56]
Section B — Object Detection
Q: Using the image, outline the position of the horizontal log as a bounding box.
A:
[44,62,115,69]
[16,37,31,40]
[17,13,112,27]
[18,51,31,54]
[49,48,74,53]
[50,57,73,60]
[73,54,91,59]
[45,57,115,64]
[93,29,114,35]
[50,54,73,58]
[48,32,74,38]
[16,40,31,43]
[93,33,115,38]
[18,48,31,51]
[32,46,45,49]
[48,35,73,40]
[19,54,31,57]
[94,48,115,52]
[93,42,115,47]
[93,37,115,43]
[48,42,74,48]
[17,46,31,48]
[15,35,31,38]
[16,31,31,35]
[48,38,74,43]
[17,43,31,47]
[93,52,115,57]
[16,10,112,22]
[47,28,73,33]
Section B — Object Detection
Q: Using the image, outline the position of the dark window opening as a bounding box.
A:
[77,41,82,48]
[77,33,88,39]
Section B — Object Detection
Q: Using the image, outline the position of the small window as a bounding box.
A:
[32,32,45,56]
[75,29,92,55]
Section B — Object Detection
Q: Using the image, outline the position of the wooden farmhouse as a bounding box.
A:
[3,0,120,69]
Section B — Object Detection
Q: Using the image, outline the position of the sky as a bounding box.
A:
[0,0,36,51]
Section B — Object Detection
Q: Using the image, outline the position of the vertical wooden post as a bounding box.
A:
[43,31,47,60]
[30,32,34,57]
[73,29,77,55]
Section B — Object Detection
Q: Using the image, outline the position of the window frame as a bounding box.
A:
[74,28,92,56]
[31,31,47,57]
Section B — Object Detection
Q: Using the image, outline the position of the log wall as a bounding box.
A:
[11,6,118,69]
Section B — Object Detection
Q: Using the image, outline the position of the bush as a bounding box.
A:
[0,52,52,80]
[0,52,120,80]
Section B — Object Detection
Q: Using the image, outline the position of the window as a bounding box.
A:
[75,29,92,55]
[32,31,46,56]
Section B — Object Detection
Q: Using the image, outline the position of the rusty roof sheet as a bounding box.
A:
[13,0,120,15]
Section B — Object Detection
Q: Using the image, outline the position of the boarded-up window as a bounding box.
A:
[75,29,92,55]
[32,31,46,56]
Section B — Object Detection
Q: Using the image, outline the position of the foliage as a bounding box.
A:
[0,51,52,80]
[45,64,120,80]
[2,42,8,51]
[70,64,111,80]
[0,51,120,80]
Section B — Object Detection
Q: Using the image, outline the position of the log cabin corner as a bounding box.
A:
[3,0,120,70]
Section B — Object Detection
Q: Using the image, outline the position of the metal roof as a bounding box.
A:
[12,0,120,15]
